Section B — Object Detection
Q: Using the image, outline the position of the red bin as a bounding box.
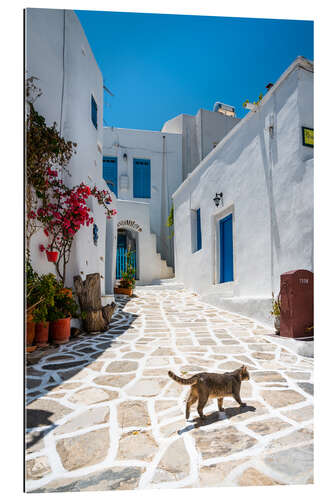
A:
[280,270,313,339]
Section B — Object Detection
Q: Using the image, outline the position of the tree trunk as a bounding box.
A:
[74,273,102,311]
[102,303,117,324]
[84,310,108,333]
[73,273,116,333]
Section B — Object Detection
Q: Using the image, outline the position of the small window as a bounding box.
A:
[103,157,118,196]
[191,208,202,252]
[133,159,151,198]
[91,95,97,129]
[196,209,202,251]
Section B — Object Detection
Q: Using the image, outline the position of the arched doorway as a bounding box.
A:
[116,228,138,279]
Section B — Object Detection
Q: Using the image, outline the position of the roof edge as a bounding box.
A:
[172,56,313,200]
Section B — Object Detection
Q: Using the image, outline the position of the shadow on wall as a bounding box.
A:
[259,128,281,290]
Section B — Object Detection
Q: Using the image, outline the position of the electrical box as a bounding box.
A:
[280,270,313,338]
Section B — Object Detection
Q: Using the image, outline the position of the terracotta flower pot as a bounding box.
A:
[46,251,58,262]
[114,287,133,296]
[35,321,50,346]
[50,317,71,344]
[26,318,36,346]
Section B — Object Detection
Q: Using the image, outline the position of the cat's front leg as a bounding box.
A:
[233,392,246,407]
[217,397,224,412]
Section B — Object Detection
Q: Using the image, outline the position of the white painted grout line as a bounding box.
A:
[25,285,313,492]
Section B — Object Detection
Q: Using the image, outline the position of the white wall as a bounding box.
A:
[26,8,117,294]
[116,200,173,284]
[103,127,182,267]
[172,57,313,325]
[162,108,240,180]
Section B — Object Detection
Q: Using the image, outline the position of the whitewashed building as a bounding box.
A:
[103,109,239,284]
[103,127,181,284]
[172,57,314,325]
[25,8,117,295]
[25,8,240,291]
[162,107,240,180]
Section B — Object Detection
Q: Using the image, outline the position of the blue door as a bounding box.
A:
[103,157,118,196]
[219,214,234,283]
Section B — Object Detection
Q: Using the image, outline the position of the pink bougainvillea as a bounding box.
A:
[29,168,117,283]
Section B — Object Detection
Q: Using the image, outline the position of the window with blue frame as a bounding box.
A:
[133,159,151,198]
[91,95,97,129]
[219,214,234,283]
[196,208,202,251]
[103,157,118,196]
[191,208,202,253]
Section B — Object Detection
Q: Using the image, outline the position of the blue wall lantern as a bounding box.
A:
[93,223,99,246]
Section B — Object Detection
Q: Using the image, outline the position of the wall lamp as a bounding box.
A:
[123,153,128,161]
[213,192,223,208]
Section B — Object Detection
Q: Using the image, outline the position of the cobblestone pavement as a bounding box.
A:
[25,284,314,492]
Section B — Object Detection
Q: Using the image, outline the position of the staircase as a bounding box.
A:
[115,200,174,286]
[136,231,174,285]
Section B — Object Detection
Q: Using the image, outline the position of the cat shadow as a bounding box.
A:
[177,405,256,435]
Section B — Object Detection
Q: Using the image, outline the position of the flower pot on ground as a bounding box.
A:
[35,321,50,346]
[116,253,136,296]
[46,251,58,262]
[26,260,42,347]
[114,286,133,296]
[49,317,71,344]
[27,269,61,347]
[26,310,36,346]
[270,292,281,334]
[48,291,79,344]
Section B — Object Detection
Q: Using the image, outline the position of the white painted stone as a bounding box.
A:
[172,57,313,327]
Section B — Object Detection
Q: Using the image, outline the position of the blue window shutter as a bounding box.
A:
[103,157,118,196]
[219,214,234,283]
[91,95,97,129]
[133,159,151,198]
[196,209,202,251]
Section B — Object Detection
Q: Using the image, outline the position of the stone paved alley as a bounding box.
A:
[25,283,314,491]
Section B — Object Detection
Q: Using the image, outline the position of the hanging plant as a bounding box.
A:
[166,204,174,237]
[25,76,77,251]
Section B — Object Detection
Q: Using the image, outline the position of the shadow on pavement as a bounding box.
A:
[177,405,257,435]
[25,295,138,447]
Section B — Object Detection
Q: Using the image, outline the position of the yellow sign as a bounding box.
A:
[302,127,314,147]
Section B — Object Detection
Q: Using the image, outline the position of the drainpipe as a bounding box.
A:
[59,9,66,136]
[160,135,170,266]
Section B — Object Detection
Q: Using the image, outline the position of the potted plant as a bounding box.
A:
[270,292,281,334]
[26,258,42,349]
[48,291,78,344]
[32,273,60,346]
[115,252,136,296]
[242,93,263,112]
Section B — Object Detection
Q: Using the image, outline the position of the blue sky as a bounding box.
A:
[76,10,313,131]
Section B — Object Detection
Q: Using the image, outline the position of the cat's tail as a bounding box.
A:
[168,370,199,385]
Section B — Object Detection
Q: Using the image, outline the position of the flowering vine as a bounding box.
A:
[25,77,117,283]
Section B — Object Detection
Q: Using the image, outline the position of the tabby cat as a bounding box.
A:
[168,365,250,419]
